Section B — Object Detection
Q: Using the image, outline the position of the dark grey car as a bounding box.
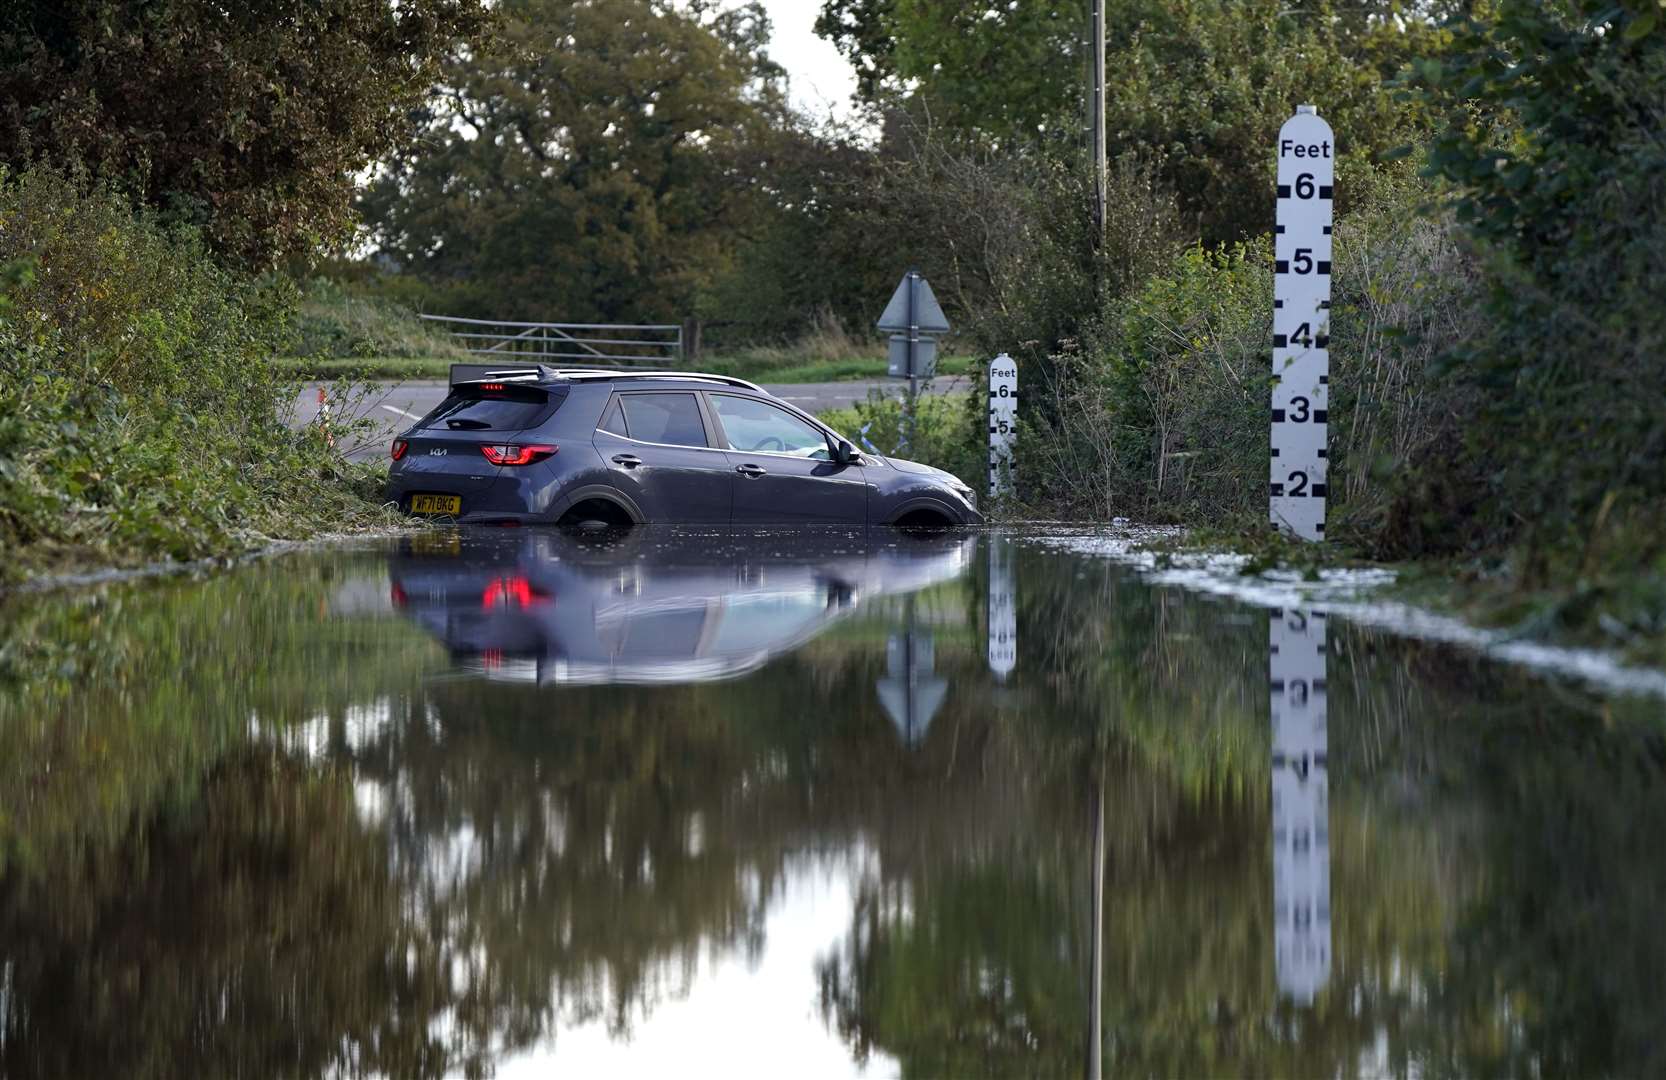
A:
[383,365,983,526]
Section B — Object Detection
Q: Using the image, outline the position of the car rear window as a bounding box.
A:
[422,385,565,432]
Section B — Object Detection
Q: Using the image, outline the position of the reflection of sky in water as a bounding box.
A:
[497,852,899,1080]
[8,528,1665,1077]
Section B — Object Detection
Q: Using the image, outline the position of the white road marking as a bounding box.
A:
[379,404,422,420]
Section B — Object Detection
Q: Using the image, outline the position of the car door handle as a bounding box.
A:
[735,463,767,478]
[611,454,642,468]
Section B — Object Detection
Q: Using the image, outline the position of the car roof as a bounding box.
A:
[449,363,764,394]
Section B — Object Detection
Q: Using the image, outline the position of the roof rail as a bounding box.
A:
[548,368,765,394]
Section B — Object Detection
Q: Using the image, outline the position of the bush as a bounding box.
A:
[1027,176,1479,534]
[291,277,468,360]
[0,168,393,580]
[818,391,981,488]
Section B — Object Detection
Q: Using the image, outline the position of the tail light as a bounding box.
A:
[480,444,557,466]
[391,439,409,461]
[482,575,550,610]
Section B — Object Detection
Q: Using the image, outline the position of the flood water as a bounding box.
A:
[2,527,1662,1079]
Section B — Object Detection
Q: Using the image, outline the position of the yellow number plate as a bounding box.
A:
[410,494,462,515]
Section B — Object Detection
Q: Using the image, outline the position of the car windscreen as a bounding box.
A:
[421,385,566,432]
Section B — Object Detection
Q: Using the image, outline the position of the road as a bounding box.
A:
[293,376,968,461]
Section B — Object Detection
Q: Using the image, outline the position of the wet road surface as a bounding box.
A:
[2,526,1662,1078]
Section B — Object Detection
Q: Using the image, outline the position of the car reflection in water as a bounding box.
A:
[388,526,976,685]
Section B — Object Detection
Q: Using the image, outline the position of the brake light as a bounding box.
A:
[480,443,557,466]
[482,575,550,610]
[481,383,506,391]
[391,439,409,461]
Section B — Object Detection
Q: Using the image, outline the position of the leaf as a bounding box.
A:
[1623,12,1657,40]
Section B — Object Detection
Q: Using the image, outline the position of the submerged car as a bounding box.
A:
[384,365,982,527]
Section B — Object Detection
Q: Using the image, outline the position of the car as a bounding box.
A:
[386,525,977,685]
[383,364,983,527]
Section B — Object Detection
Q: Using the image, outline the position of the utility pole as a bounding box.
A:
[1090,0,1107,244]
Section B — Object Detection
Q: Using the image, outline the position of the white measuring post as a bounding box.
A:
[987,353,1018,500]
[986,535,1016,682]
[1269,607,1331,1004]
[1270,105,1335,542]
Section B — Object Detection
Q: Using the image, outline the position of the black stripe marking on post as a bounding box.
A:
[1317,260,1332,274]
[1273,334,1288,348]
[1270,483,1285,496]
[1312,483,1328,497]
[1314,409,1328,422]
[1277,184,1291,198]
[1319,375,1329,384]
[1323,225,1332,235]
[1271,446,1280,457]
[1315,334,1329,348]
[1275,260,1289,274]
[1272,409,1286,422]
[1320,300,1331,310]
[1317,448,1328,459]
[1274,299,1284,309]
[1275,224,1286,234]
[1319,185,1333,199]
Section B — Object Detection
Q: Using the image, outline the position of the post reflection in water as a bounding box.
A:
[4,527,1666,1078]
[1270,608,1331,1004]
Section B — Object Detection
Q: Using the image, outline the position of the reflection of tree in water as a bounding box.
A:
[816,550,1666,1078]
[4,543,1664,1077]
[0,756,476,1079]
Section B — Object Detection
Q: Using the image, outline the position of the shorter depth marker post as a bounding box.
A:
[1270,105,1335,542]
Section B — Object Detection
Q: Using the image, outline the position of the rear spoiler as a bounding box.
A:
[448,363,555,388]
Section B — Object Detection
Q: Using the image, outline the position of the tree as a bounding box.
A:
[1404,0,1666,565]
[0,1,491,268]
[818,0,1462,243]
[359,0,788,323]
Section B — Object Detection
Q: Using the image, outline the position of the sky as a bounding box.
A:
[749,0,861,120]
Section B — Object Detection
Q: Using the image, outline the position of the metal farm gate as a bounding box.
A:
[420,314,689,366]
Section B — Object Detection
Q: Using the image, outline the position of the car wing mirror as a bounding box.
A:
[835,439,858,464]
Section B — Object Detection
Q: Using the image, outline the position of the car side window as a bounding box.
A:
[598,397,628,437]
[710,395,830,459]
[619,393,709,448]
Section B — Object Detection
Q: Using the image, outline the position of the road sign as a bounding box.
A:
[888,335,938,378]
[1269,607,1331,1004]
[1270,106,1334,542]
[988,353,1017,498]
[876,270,950,334]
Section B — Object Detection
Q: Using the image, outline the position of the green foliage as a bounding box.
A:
[819,0,1461,243]
[1409,1,1666,579]
[291,278,468,361]
[360,0,787,323]
[818,390,980,483]
[0,168,396,581]
[0,0,490,267]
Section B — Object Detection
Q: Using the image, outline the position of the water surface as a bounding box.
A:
[1,527,1660,1078]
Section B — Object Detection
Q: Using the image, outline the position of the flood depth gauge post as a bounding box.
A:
[988,353,1017,501]
[1270,105,1335,542]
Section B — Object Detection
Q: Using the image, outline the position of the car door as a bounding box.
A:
[706,392,867,524]
[593,391,732,522]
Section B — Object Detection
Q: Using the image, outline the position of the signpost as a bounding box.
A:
[1270,106,1335,542]
[877,627,948,749]
[877,269,951,452]
[1269,608,1332,1004]
[988,353,1017,501]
